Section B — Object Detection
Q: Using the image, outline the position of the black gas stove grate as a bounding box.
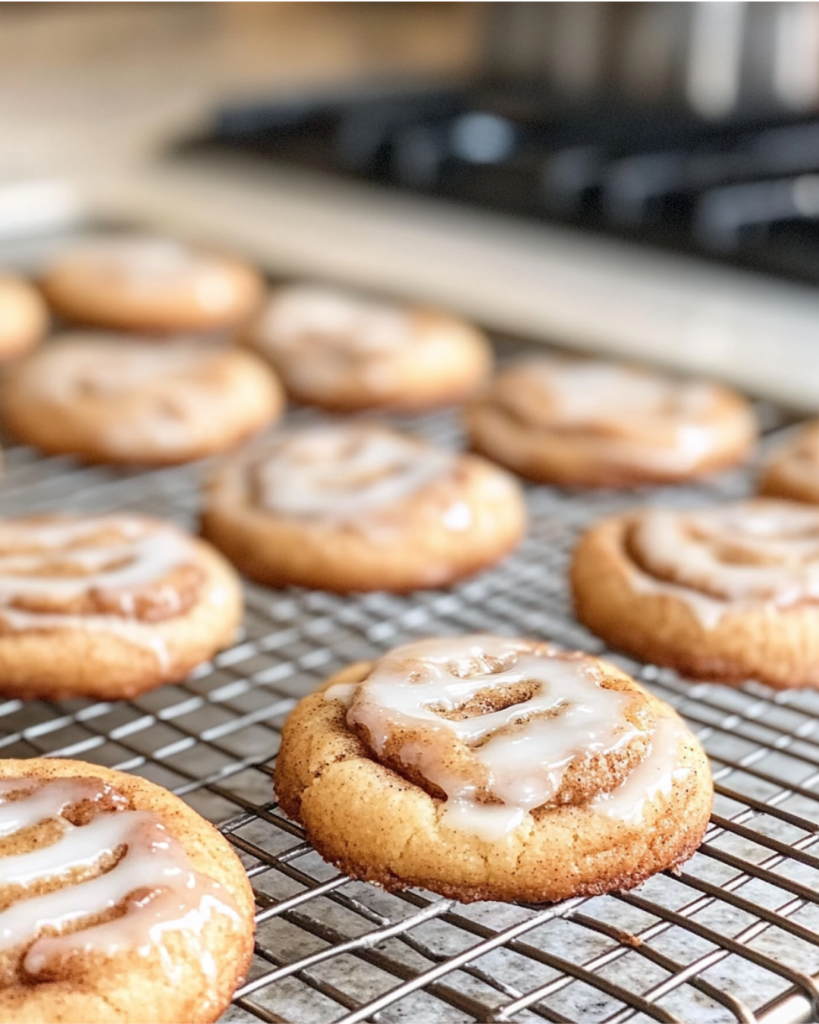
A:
[179,83,819,288]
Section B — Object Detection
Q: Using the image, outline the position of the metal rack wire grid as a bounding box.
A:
[1,233,819,1023]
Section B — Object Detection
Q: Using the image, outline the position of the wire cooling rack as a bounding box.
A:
[3,230,819,1023]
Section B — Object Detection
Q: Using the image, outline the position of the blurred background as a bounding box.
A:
[7,1,819,405]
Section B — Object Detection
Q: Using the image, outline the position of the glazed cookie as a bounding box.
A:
[0,514,242,700]
[571,498,819,688]
[275,635,712,903]
[243,284,492,411]
[202,423,526,592]
[1,335,283,465]
[0,757,254,1023]
[0,274,48,360]
[465,355,756,487]
[759,421,819,504]
[40,236,264,334]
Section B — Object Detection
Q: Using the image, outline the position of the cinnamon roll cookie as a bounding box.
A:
[275,635,712,903]
[202,424,526,592]
[0,273,48,360]
[759,421,819,504]
[0,514,242,700]
[572,499,819,688]
[243,284,492,411]
[40,235,264,334]
[1,335,283,465]
[465,355,756,487]
[0,758,254,1023]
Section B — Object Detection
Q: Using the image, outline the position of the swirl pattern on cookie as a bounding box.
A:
[328,635,692,841]
[0,516,208,667]
[30,341,231,456]
[466,355,756,485]
[246,284,491,411]
[253,425,456,522]
[276,636,712,902]
[571,497,819,688]
[0,776,239,982]
[34,341,228,437]
[1,336,282,464]
[627,500,819,626]
[203,423,526,592]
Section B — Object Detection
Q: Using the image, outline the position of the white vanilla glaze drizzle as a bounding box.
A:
[590,716,690,824]
[259,286,412,356]
[528,358,710,423]
[252,425,456,523]
[20,338,237,455]
[0,516,204,667]
[505,357,748,472]
[328,636,651,841]
[0,776,239,983]
[629,500,819,628]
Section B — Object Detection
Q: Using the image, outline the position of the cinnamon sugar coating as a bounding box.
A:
[0,515,242,700]
[352,646,655,809]
[275,642,712,903]
[0,758,254,1024]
